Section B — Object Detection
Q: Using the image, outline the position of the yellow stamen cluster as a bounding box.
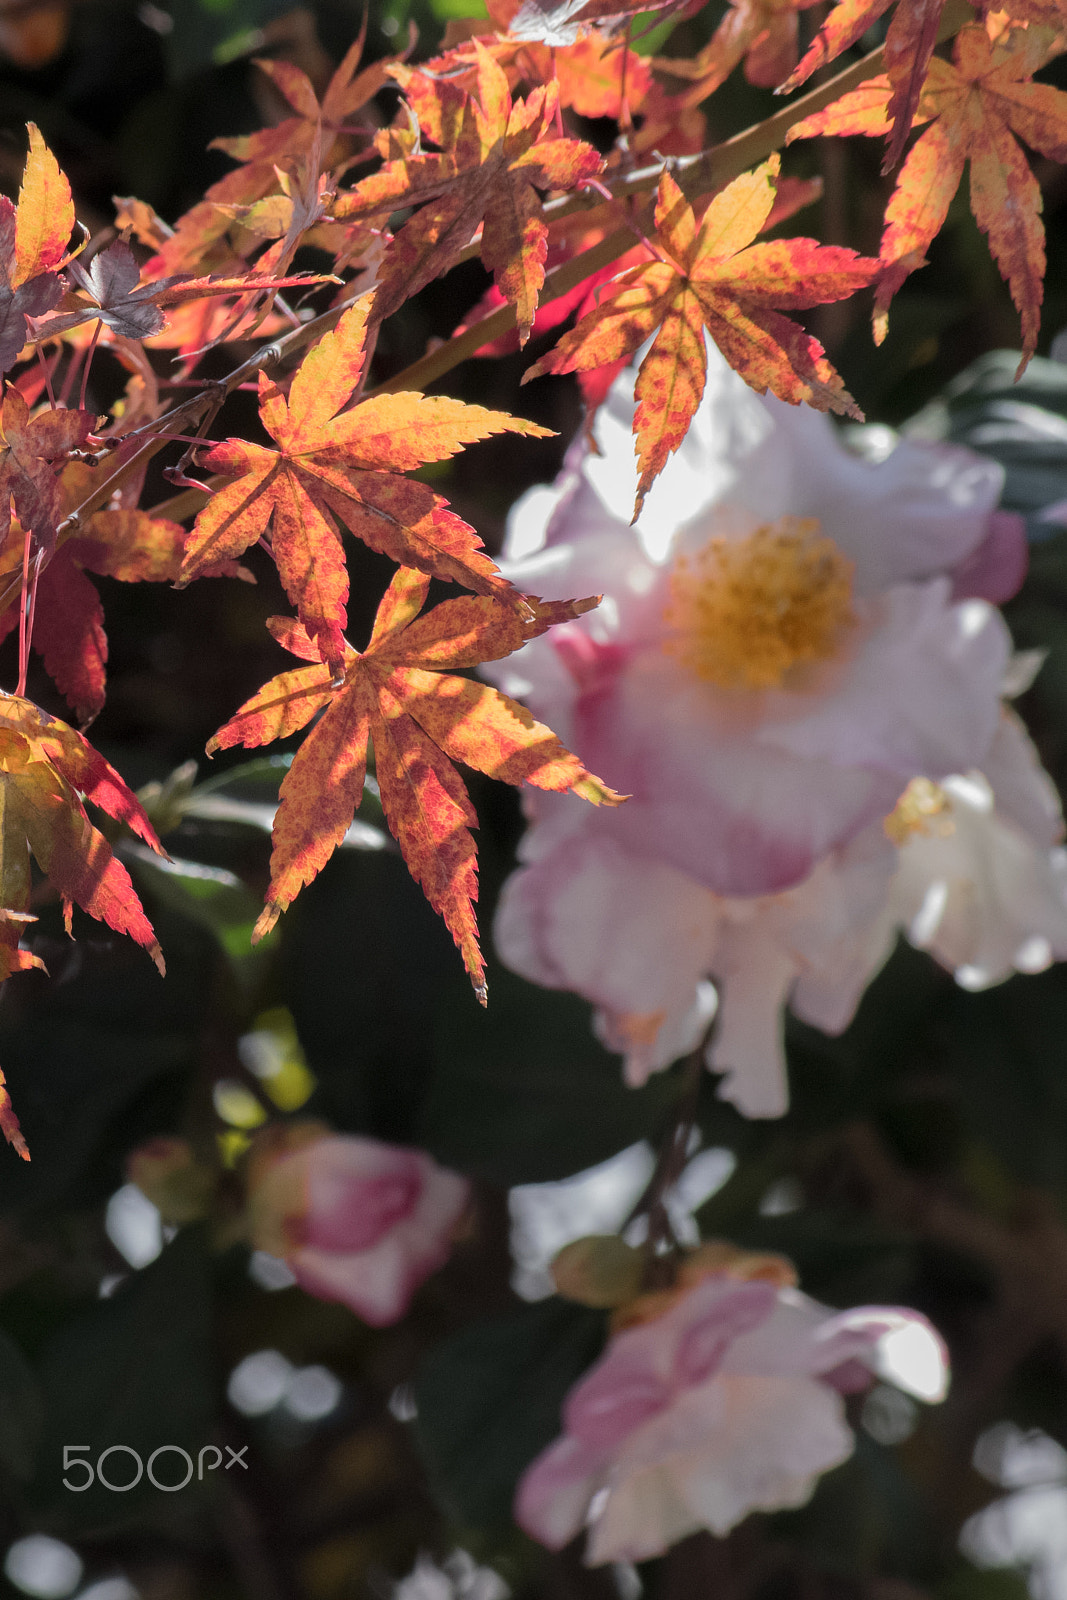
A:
[662,517,856,689]
[884,776,954,846]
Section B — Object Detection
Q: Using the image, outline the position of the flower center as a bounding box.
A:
[662,518,856,689]
[883,777,954,846]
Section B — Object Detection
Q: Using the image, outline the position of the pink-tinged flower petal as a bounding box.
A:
[494,833,719,1040]
[981,710,1065,850]
[514,1434,607,1549]
[572,662,892,897]
[758,415,1006,597]
[668,1374,854,1537]
[892,769,1067,990]
[586,1457,707,1564]
[489,339,1051,1119]
[816,1307,949,1401]
[563,1361,671,1448]
[519,1275,944,1565]
[671,1279,779,1384]
[823,1359,876,1393]
[760,584,1010,779]
[292,1239,423,1326]
[788,827,898,1036]
[706,934,797,1118]
[951,510,1028,604]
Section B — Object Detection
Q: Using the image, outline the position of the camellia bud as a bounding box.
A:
[551,1235,644,1308]
[126,1137,215,1225]
[243,1123,471,1326]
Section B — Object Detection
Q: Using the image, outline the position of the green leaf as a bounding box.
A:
[420,962,680,1184]
[415,1298,605,1527]
[26,1227,213,1533]
[0,1329,43,1482]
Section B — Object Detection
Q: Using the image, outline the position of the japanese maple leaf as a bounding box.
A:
[420,32,653,119]
[457,173,822,385]
[0,698,166,1156]
[0,124,73,374]
[146,36,393,282]
[656,0,821,103]
[210,32,394,177]
[209,570,625,997]
[181,295,550,672]
[338,43,603,342]
[780,0,961,171]
[0,388,95,557]
[787,24,1067,370]
[525,157,878,514]
[30,239,329,345]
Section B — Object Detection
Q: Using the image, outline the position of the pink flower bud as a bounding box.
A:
[247,1128,470,1326]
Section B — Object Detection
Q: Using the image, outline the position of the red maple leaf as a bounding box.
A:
[525,157,878,513]
[209,570,625,997]
[0,389,95,557]
[787,23,1067,369]
[181,295,551,671]
[419,30,653,118]
[0,459,249,720]
[0,698,167,1156]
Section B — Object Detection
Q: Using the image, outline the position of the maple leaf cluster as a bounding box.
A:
[0,0,1064,1155]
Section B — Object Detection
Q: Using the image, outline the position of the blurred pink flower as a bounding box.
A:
[487,347,1066,1115]
[248,1127,470,1326]
[515,1273,947,1563]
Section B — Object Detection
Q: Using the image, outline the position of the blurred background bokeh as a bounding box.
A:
[6,3,1067,1599]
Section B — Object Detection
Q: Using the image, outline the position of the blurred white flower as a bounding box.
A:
[394,1551,508,1600]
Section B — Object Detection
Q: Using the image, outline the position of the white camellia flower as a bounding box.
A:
[487,344,1067,1116]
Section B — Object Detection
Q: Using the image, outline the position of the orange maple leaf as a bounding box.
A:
[337,42,603,343]
[525,157,878,514]
[147,33,392,282]
[781,0,956,171]
[181,295,551,672]
[656,0,821,103]
[0,698,166,1155]
[0,124,73,374]
[419,31,653,119]
[208,570,625,998]
[787,23,1067,370]
[211,31,393,174]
